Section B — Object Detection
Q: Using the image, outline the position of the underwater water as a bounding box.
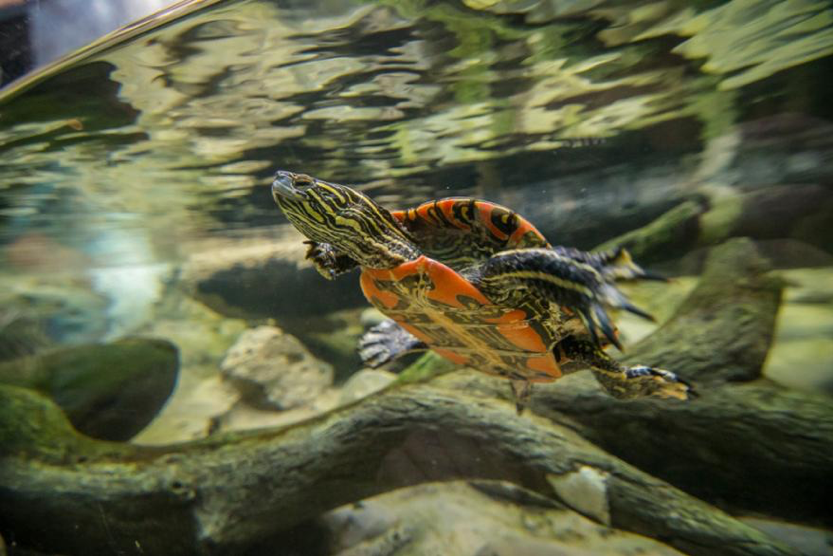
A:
[1,0,832,555]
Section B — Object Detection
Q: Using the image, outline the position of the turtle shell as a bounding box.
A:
[360,199,568,383]
[391,198,550,270]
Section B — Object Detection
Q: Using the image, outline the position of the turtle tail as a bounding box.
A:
[553,245,666,282]
[596,246,666,282]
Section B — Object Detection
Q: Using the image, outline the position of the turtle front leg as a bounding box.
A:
[304,240,359,280]
[557,338,691,401]
[358,319,428,368]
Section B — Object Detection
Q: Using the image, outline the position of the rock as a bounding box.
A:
[546,466,610,526]
[0,338,179,442]
[322,482,684,556]
[280,307,367,382]
[338,369,396,405]
[220,325,333,410]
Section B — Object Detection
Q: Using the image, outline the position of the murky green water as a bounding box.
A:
[1,1,832,555]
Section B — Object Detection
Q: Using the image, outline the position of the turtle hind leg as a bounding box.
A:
[558,338,691,401]
[477,247,655,351]
[358,319,427,368]
[592,365,691,400]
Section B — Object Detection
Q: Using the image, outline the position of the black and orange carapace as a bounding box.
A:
[272,170,690,411]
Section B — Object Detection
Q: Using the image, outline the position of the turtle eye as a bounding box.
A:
[294,175,314,189]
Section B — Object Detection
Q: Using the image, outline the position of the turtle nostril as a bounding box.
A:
[272,171,306,201]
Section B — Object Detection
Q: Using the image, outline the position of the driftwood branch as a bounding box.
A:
[594,184,833,265]
[0,378,800,556]
[1,238,828,556]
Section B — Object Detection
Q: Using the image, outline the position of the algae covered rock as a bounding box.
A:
[0,338,179,442]
[220,325,333,410]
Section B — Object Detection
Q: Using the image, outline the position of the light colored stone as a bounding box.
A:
[220,326,333,410]
[547,466,611,526]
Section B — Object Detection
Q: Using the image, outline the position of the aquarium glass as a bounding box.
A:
[1,1,832,555]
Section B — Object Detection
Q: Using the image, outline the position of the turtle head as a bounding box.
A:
[272,170,419,269]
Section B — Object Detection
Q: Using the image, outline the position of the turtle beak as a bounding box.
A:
[272,171,307,202]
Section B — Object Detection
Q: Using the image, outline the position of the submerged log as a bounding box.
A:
[0,379,799,556]
[543,238,832,522]
[0,238,826,556]
[595,184,833,265]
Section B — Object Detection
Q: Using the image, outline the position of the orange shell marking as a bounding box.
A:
[477,203,509,241]
[391,199,549,249]
[361,256,490,308]
[485,309,548,353]
[360,256,562,381]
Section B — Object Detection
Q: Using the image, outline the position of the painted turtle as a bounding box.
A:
[271,171,690,411]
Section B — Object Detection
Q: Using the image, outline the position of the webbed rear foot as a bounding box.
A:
[555,337,692,401]
[593,365,691,401]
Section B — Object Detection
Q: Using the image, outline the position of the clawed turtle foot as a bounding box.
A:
[625,365,692,400]
[304,241,358,280]
[358,319,427,368]
[595,365,691,401]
